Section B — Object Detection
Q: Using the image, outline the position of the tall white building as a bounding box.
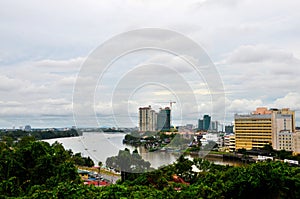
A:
[149,110,157,132]
[139,106,157,132]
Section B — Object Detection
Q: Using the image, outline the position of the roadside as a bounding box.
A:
[77,166,121,184]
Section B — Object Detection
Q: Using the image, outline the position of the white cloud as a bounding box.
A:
[1,0,300,127]
[227,98,263,113]
[271,92,300,111]
[224,45,300,64]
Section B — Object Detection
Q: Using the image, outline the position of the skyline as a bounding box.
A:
[1,0,300,128]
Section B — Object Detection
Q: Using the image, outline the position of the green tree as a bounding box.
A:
[106,148,151,182]
[0,137,81,197]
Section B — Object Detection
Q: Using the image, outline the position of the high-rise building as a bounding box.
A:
[139,106,157,132]
[149,110,157,132]
[203,115,211,131]
[234,107,295,150]
[198,119,204,130]
[157,107,171,131]
[198,115,212,131]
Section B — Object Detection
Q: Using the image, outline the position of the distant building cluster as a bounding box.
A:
[198,115,219,132]
[139,106,171,132]
[137,105,300,155]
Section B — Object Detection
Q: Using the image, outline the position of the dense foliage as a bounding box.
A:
[21,157,300,198]
[0,136,92,197]
[106,148,152,181]
[0,128,79,141]
[1,137,300,198]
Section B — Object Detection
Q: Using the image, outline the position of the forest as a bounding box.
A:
[0,128,79,141]
[1,137,300,198]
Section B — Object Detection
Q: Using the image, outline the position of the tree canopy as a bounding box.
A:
[0,136,96,197]
[106,148,152,181]
[1,137,300,198]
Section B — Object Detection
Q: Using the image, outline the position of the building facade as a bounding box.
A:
[235,114,272,150]
[225,125,234,134]
[272,114,293,150]
[224,134,236,152]
[234,107,295,150]
[198,119,204,130]
[149,110,157,132]
[292,131,300,155]
[277,130,293,151]
[203,115,211,131]
[198,115,211,131]
[157,107,171,131]
[139,106,157,132]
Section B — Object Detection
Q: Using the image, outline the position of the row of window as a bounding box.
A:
[279,143,292,146]
[279,147,292,150]
[236,133,272,135]
[279,141,292,143]
[279,137,292,140]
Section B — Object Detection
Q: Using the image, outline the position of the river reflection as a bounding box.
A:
[45,132,243,169]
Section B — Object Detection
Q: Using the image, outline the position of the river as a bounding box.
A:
[45,132,241,168]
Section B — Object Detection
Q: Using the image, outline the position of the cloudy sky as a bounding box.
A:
[1,0,300,128]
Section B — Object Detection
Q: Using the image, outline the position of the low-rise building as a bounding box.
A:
[223,134,235,152]
[229,134,235,152]
[200,133,218,146]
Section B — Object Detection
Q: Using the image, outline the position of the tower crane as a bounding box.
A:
[169,101,176,109]
[156,101,176,109]
[155,101,176,130]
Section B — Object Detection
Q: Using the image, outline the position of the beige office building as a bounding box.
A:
[234,107,295,150]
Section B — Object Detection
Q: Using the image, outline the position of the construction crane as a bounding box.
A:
[155,101,176,129]
[156,101,176,109]
[169,101,176,109]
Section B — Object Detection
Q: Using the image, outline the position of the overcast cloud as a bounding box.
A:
[0,0,300,128]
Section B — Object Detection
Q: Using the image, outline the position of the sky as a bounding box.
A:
[0,0,300,128]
